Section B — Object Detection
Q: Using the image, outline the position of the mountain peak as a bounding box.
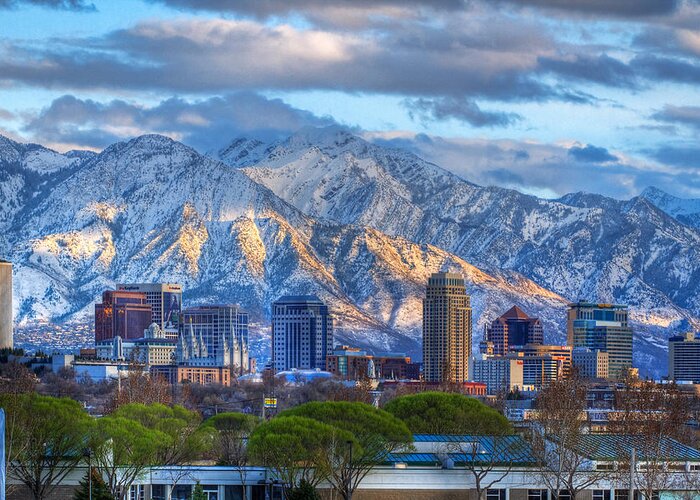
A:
[284,125,361,150]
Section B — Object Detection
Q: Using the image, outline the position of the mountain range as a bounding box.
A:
[1,128,699,376]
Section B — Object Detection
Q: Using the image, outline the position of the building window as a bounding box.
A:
[487,489,507,500]
[556,491,571,500]
[593,491,611,500]
[614,490,629,500]
[529,490,548,500]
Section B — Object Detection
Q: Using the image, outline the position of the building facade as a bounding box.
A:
[423,272,472,383]
[567,302,633,380]
[573,347,609,379]
[94,290,152,342]
[116,283,183,339]
[96,325,176,367]
[472,355,525,395]
[0,259,13,349]
[177,305,249,374]
[511,344,572,388]
[272,295,333,372]
[669,332,700,382]
[485,306,544,356]
[326,346,420,381]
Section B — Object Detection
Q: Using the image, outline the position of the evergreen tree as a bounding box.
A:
[191,482,207,500]
[286,479,321,500]
[72,468,112,500]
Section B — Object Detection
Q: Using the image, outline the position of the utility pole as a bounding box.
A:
[629,447,636,500]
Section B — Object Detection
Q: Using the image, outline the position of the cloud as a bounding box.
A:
[405,97,522,127]
[539,54,639,88]
[0,0,95,10]
[651,105,700,131]
[650,145,700,168]
[568,144,619,163]
[0,17,571,103]
[366,131,700,199]
[22,93,338,151]
[498,0,682,17]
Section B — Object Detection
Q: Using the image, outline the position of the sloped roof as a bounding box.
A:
[394,435,537,466]
[570,434,700,462]
[500,306,532,320]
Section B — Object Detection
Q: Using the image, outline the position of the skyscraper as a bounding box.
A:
[177,304,249,374]
[0,260,13,349]
[116,283,183,339]
[668,332,700,383]
[422,272,472,383]
[95,290,153,342]
[567,301,633,380]
[484,306,544,355]
[272,295,333,372]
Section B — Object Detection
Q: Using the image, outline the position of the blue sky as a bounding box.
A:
[1,0,699,199]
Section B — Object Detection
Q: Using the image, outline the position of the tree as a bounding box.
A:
[90,415,168,500]
[384,391,512,434]
[610,379,693,500]
[450,434,533,500]
[1,393,92,500]
[106,369,172,411]
[529,375,610,500]
[201,412,260,500]
[286,479,321,500]
[72,468,113,500]
[280,401,413,500]
[112,403,209,464]
[192,482,207,500]
[248,416,354,496]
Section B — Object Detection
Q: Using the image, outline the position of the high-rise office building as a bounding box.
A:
[95,290,152,342]
[0,260,13,349]
[572,347,609,379]
[422,272,472,383]
[472,356,524,395]
[485,306,544,355]
[567,301,633,380]
[117,283,183,339]
[510,344,572,388]
[272,295,333,372]
[668,332,700,383]
[177,305,249,374]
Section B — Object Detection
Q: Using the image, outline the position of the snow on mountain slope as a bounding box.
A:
[640,186,700,230]
[2,134,573,363]
[220,128,700,375]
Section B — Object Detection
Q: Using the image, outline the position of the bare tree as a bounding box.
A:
[530,374,612,500]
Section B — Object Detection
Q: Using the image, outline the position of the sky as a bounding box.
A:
[0,0,699,199]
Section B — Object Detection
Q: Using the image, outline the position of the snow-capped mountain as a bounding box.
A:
[640,186,700,230]
[0,133,569,364]
[2,128,698,375]
[214,127,700,374]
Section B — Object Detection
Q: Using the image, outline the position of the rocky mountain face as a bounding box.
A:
[1,128,698,375]
[214,127,700,374]
[0,133,568,364]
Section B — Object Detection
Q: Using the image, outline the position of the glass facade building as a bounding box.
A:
[94,290,153,342]
[567,302,632,380]
[272,295,333,371]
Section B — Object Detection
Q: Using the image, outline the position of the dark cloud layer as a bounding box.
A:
[652,105,700,131]
[501,0,682,17]
[0,0,94,10]
[406,97,522,127]
[568,145,618,163]
[23,93,337,151]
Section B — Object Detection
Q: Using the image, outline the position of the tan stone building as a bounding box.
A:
[423,272,472,383]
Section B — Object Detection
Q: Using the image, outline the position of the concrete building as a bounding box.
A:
[326,346,420,381]
[178,305,249,374]
[511,344,572,388]
[669,332,700,382]
[472,355,525,395]
[96,325,176,367]
[567,301,633,380]
[0,259,13,349]
[151,365,233,386]
[485,306,543,356]
[272,295,333,372]
[423,272,472,383]
[573,347,609,379]
[116,283,183,339]
[94,290,152,342]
